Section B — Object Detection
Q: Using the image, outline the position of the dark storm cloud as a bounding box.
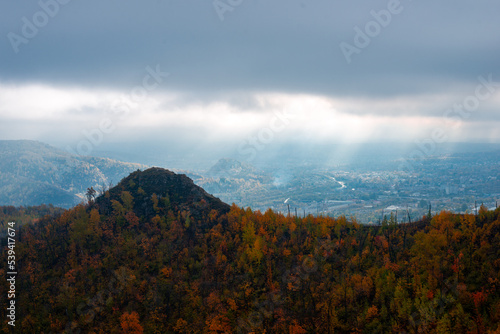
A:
[1,0,499,100]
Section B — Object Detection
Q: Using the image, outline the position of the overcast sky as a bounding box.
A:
[1,0,499,163]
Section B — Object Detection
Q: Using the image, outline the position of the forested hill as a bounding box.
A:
[95,167,230,221]
[1,168,500,333]
[0,140,146,208]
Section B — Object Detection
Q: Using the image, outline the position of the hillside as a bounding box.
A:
[0,205,64,238]
[95,167,230,220]
[207,158,262,180]
[197,158,270,203]
[0,140,147,208]
[1,168,500,333]
[198,159,346,216]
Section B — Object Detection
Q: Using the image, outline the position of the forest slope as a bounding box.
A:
[1,168,500,333]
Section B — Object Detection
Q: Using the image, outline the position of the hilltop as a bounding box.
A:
[95,167,230,220]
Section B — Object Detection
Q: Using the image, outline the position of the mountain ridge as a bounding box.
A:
[0,140,147,208]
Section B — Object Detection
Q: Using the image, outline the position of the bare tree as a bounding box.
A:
[86,187,97,204]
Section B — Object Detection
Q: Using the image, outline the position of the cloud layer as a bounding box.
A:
[1,0,500,155]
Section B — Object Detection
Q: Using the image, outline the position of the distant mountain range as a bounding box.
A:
[0,140,147,208]
[0,140,268,209]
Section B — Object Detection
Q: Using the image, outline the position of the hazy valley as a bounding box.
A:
[1,140,499,225]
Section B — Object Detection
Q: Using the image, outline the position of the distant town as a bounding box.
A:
[195,149,500,224]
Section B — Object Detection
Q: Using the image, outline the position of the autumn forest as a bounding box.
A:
[1,168,500,333]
